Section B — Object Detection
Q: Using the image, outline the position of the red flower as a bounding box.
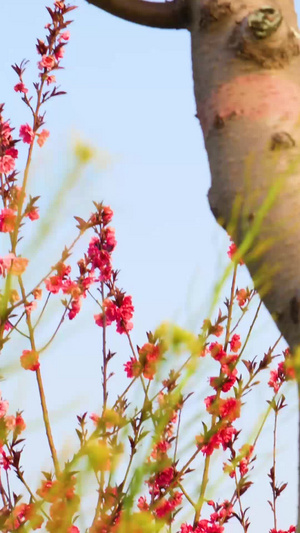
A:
[138,342,161,379]
[68,298,81,320]
[15,414,26,435]
[0,449,12,471]
[14,82,28,94]
[37,129,50,147]
[209,342,226,362]
[6,147,18,159]
[0,154,15,174]
[19,123,34,144]
[151,439,171,459]
[137,496,149,511]
[219,397,241,422]
[236,288,248,307]
[0,208,17,232]
[103,227,117,251]
[38,54,56,71]
[155,492,182,520]
[115,294,134,334]
[59,31,70,42]
[155,466,174,488]
[45,275,64,294]
[196,432,222,456]
[102,206,113,224]
[20,350,40,371]
[227,239,244,265]
[123,357,141,378]
[26,207,40,221]
[230,334,241,353]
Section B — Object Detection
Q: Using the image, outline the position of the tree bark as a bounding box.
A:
[85,0,189,29]
[190,4,300,525]
[87,0,300,528]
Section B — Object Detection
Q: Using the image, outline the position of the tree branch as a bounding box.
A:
[85,0,189,29]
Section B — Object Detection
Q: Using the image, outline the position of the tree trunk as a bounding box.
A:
[87,0,300,527]
[190,3,300,525]
[191,0,300,350]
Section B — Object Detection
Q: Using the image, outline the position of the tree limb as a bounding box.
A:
[85,0,189,29]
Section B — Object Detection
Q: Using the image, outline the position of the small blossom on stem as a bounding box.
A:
[0,208,17,232]
[38,54,56,71]
[19,123,34,144]
[14,82,28,94]
[37,129,50,147]
[20,350,40,371]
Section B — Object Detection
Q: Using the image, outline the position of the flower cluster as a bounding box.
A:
[12,0,75,152]
[128,380,184,525]
[0,103,19,176]
[181,500,233,533]
[44,203,134,328]
[36,473,79,532]
[268,348,295,393]
[124,340,162,380]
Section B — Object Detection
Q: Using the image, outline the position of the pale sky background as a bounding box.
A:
[1,1,300,531]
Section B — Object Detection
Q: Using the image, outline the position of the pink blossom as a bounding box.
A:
[45,275,64,294]
[0,155,15,174]
[3,254,29,275]
[0,449,11,471]
[102,206,113,224]
[124,357,141,378]
[45,74,56,85]
[115,294,134,334]
[68,298,82,320]
[90,413,100,425]
[137,496,149,511]
[5,416,16,431]
[230,334,241,353]
[55,1,66,10]
[59,31,70,42]
[1,120,13,146]
[20,350,40,371]
[38,54,56,71]
[37,129,50,147]
[14,83,28,94]
[103,227,117,251]
[5,147,18,159]
[0,208,17,232]
[0,399,9,417]
[25,301,37,315]
[54,46,65,60]
[25,207,39,221]
[19,123,34,144]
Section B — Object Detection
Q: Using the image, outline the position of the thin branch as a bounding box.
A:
[86,0,189,29]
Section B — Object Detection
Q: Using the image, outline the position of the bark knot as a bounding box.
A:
[270,132,296,150]
[229,8,300,68]
[248,6,282,40]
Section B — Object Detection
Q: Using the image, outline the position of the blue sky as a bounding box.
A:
[1,1,300,531]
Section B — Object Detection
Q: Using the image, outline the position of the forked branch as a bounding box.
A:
[85,0,189,29]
